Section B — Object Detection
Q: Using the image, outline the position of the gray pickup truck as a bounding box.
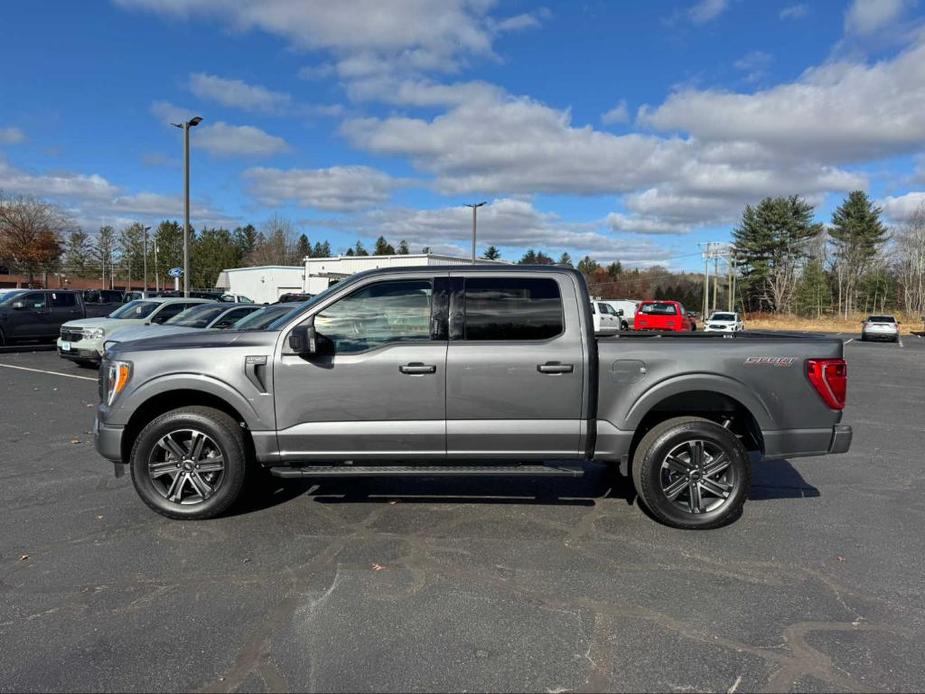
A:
[95,266,851,529]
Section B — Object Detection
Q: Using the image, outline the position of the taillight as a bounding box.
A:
[806,358,847,410]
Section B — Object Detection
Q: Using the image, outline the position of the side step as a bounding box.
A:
[268,464,585,479]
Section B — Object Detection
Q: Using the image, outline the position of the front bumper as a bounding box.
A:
[94,414,124,463]
[57,337,104,361]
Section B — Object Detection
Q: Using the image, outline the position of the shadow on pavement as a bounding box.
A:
[234,457,820,515]
[0,341,56,354]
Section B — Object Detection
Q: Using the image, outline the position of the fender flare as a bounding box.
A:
[120,372,268,430]
[621,373,775,431]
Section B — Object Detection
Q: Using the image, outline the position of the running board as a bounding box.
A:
[268,464,585,479]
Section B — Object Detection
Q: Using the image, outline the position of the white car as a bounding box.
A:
[57,297,214,366]
[102,303,263,349]
[703,311,745,333]
[590,300,622,333]
[603,299,639,330]
[220,293,254,303]
[861,315,900,342]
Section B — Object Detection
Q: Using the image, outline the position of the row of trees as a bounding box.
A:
[732,191,924,317]
[4,190,925,317]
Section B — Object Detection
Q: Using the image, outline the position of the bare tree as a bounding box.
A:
[894,204,925,316]
[0,193,70,286]
[245,215,298,266]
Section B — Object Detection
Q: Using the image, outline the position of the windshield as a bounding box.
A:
[640,302,677,315]
[167,304,227,328]
[233,305,294,330]
[0,290,27,305]
[106,300,161,319]
[710,313,736,321]
[867,315,895,323]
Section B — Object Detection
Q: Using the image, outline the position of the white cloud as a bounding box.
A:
[116,0,536,75]
[601,101,630,126]
[356,197,677,264]
[779,4,808,20]
[688,0,729,24]
[845,0,909,35]
[733,50,774,83]
[346,76,502,107]
[196,122,289,157]
[0,156,233,230]
[243,165,402,211]
[881,191,925,222]
[0,127,26,145]
[188,72,292,114]
[638,39,925,163]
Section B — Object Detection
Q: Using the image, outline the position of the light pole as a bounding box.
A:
[171,116,203,297]
[142,226,151,298]
[154,241,159,293]
[465,201,486,263]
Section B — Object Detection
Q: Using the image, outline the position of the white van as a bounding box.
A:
[603,299,640,330]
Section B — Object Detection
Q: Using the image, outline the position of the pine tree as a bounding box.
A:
[607,261,623,278]
[484,245,501,260]
[295,233,311,261]
[354,241,369,256]
[519,249,538,264]
[374,236,395,255]
[398,240,410,255]
[732,195,822,312]
[830,191,889,317]
[557,252,572,267]
[63,230,94,278]
[192,227,241,289]
[578,256,601,274]
[232,224,258,259]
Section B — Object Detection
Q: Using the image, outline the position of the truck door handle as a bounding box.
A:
[399,362,436,375]
[537,362,574,374]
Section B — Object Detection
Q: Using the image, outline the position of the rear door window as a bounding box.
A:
[640,302,677,316]
[463,277,563,341]
[50,292,76,307]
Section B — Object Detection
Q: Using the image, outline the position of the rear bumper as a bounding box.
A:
[94,416,124,463]
[763,424,852,459]
[828,424,853,454]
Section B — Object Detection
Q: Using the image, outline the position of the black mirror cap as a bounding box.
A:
[288,322,318,355]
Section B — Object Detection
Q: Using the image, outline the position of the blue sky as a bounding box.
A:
[2,0,925,270]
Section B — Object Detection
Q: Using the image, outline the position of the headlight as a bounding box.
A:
[105,360,132,406]
[85,328,105,340]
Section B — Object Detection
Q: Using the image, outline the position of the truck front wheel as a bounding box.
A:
[129,406,248,520]
[631,416,750,529]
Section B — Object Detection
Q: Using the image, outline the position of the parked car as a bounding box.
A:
[219,293,254,304]
[634,300,697,332]
[590,300,622,333]
[0,289,85,345]
[277,292,314,303]
[229,303,297,330]
[102,303,263,349]
[123,291,145,302]
[57,297,214,366]
[95,265,852,530]
[703,311,745,333]
[603,299,638,330]
[81,289,125,317]
[861,314,900,342]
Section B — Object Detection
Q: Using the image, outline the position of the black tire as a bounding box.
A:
[621,320,629,331]
[860,334,867,342]
[0,328,5,346]
[631,416,750,529]
[129,406,248,520]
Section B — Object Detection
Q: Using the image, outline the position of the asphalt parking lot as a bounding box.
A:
[1,335,924,692]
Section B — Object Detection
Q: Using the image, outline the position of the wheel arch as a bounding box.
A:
[121,390,256,466]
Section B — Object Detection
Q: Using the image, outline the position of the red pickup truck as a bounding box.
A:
[634,300,697,331]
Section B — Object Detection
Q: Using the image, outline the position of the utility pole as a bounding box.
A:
[142,225,150,298]
[465,201,486,263]
[702,253,710,319]
[712,257,719,314]
[171,116,203,297]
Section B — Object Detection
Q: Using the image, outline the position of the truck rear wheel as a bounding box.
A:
[631,416,749,529]
[129,406,248,520]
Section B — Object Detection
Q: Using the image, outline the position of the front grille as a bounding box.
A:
[60,327,84,342]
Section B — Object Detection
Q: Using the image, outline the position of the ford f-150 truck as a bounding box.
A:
[95,266,852,529]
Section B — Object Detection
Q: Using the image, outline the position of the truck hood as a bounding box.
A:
[105,325,200,343]
[62,317,127,330]
[111,328,279,355]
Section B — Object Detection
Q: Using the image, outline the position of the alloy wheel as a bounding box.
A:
[147,428,225,505]
[659,439,736,514]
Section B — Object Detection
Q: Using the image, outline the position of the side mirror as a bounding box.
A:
[617,308,624,316]
[11,301,25,310]
[288,321,317,355]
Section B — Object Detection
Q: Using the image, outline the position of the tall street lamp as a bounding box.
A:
[142,225,151,298]
[465,201,486,263]
[171,116,203,297]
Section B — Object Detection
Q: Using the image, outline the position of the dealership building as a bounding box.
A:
[215,253,504,304]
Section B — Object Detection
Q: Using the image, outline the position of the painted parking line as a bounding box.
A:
[0,362,97,381]
[844,338,854,344]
